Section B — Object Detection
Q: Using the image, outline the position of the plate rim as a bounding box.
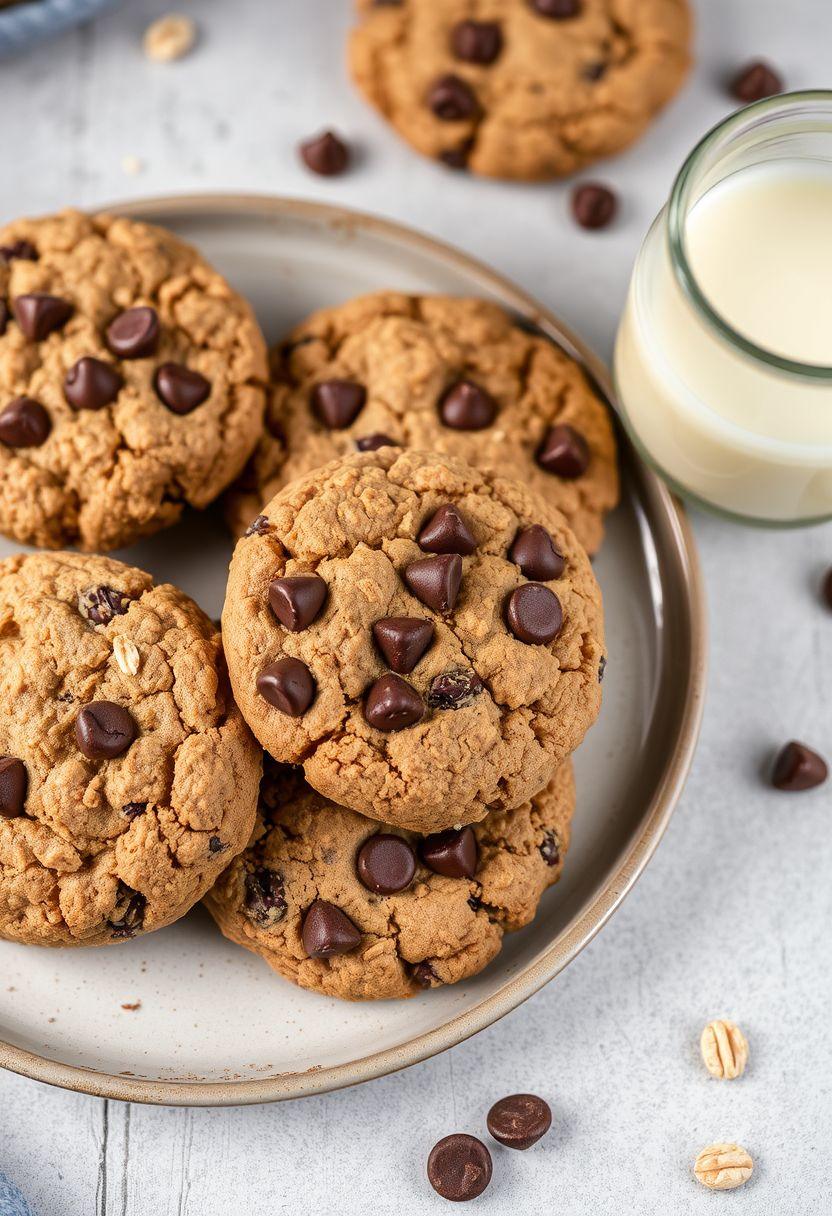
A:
[0,192,707,1106]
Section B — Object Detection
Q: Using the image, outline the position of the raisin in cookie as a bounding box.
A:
[0,209,267,551]
[349,0,691,180]
[205,757,574,1001]
[226,293,619,555]
[222,447,604,833]
[0,552,261,946]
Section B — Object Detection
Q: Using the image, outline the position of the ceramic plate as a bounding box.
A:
[0,196,706,1105]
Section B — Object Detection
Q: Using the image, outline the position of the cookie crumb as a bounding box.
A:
[121,1001,142,1012]
[143,14,197,62]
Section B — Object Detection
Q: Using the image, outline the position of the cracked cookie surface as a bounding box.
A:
[226,293,619,555]
[0,209,267,551]
[0,551,261,946]
[205,757,574,1000]
[222,447,603,833]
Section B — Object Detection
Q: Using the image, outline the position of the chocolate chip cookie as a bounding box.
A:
[222,447,604,833]
[0,551,261,946]
[0,209,267,551]
[349,0,692,180]
[225,293,618,555]
[204,757,574,1000]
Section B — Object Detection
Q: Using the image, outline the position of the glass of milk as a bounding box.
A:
[614,91,832,525]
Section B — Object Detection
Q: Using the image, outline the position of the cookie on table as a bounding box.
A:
[0,209,267,551]
[348,0,692,180]
[0,552,261,947]
[205,757,574,1001]
[225,293,619,556]
[222,447,604,833]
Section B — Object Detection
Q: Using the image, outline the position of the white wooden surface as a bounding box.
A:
[1,2,831,1213]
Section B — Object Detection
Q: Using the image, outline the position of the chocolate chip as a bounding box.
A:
[75,701,137,760]
[268,575,327,632]
[311,379,367,429]
[0,757,27,818]
[0,397,51,448]
[403,553,462,613]
[731,60,783,103]
[530,0,581,16]
[427,1135,492,1202]
[372,617,434,673]
[245,514,272,537]
[244,866,287,927]
[411,961,440,989]
[0,303,8,337]
[537,423,590,478]
[505,583,563,645]
[64,357,123,411]
[356,432,397,452]
[301,899,361,958]
[418,503,477,555]
[208,836,226,854]
[299,130,350,176]
[364,673,424,732]
[572,183,617,229]
[109,880,145,938]
[12,293,73,341]
[122,802,146,820]
[467,895,480,911]
[106,306,160,359]
[426,74,481,121]
[426,669,484,710]
[823,568,832,611]
[419,826,478,879]
[0,239,37,262]
[540,832,560,865]
[356,833,417,894]
[439,138,474,170]
[771,741,828,791]
[154,363,211,414]
[487,1093,552,1150]
[77,585,132,625]
[256,657,315,717]
[583,61,607,81]
[451,20,502,64]
[598,655,607,683]
[509,525,564,580]
[439,379,498,430]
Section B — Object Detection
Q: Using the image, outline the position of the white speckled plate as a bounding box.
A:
[0,196,706,1105]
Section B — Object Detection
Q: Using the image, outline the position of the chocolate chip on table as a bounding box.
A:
[0,239,38,262]
[299,130,350,176]
[301,899,361,958]
[426,669,483,710]
[372,617,434,673]
[404,553,463,613]
[439,138,475,170]
[77,585,132,625]
[109,880,146,939]
[427,1134,493,1203]
[268,575,327,632]
[64,357,123,411]
[451,20,503,65]
[439,380,498,430]
[244,866,287,927]
[426,74,481,122]
[12,293,73,340]
[364,673,425,731]
[75,701,137,760]
[771,741,828,791]
[411,960,440,989]
[419,826,478,879]
[509,525,565,581]
[105,306,160,358]
[539,831,560,865]
[530,0,581,16]
[356,432,397,452]
[121,802,147,820]
[731,60,783,103]
[257,657,316,717]
[572,183,618,230]
[154,363,211,414]
[505,583,563,645]
[0,397,51,448]
[356,833,417,894]
[537,423,590,478]
[487,1093,552,1150]
[0,756,28,818]
[311,379,367,429]
[418,504,477,555]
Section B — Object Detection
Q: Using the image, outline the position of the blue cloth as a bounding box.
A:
[0,1173,33,1216]
[0,0,122,59]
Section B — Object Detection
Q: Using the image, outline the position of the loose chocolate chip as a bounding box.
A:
[404,553,463,613]
[356,833,417,894]
[509,525,565,580]
[356,432,397,452]
[0,397,51,448]
[256,657,316,717]
[823,568,832,610]
[427,1135,492,1203]
[154,363,211,414]
[451,20,502,64]
[731,60,783,103]
[311,379,367,429]
[411,960,440,989]
[244,866,287,927]
[77,585,132,625]
[208,836,226,854]
[75,701,137,760]
[0,302,8,337]
[64,357,123,411]
[530,0,581,16]
[771,741,828,791]
[426,74,481,121]
[419,826,478,879]
[245,514,272,537]
[12,293,73,341]
[268,575,327,632]
[121,802,147,820]
[0,239,37,262]
[439,379,498,430]
[364,673,424,732]
[439,138,474,170]
[105,306,160,359]
[372,617,434,673]
[598,655,607,683]
[572,183,617,229]
[426,669,483,710]
[505,583,563,645]
[418,503,477,555]
[0,756,27,818]
[301,899,361,958]
[540,831,560,866]
[299,130,350,176]
[537,423,590,478]
[487,1093,552,1150]
[109,880,145,939]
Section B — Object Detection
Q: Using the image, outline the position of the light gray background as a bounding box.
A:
[0,1,830,1213]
